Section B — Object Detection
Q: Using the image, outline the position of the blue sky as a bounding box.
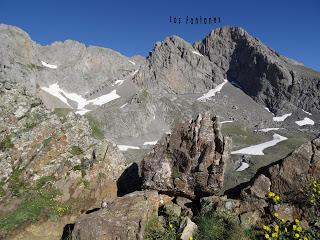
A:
[1,0,319,70]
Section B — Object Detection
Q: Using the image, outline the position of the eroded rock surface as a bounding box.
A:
[141,112,231,199]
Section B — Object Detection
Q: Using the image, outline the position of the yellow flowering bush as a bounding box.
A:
[262,214,310,240]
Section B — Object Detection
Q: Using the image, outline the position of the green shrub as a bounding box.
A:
[194,212,245,240]
[0,136,14,152]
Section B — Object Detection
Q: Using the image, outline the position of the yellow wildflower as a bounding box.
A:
[284,227,288,232]
[297,226,302,232]
[281,218,286,223]
[274,225,279,232]
[272,232,278,238]
[265,233,270,239]
[274,212,279,218]
[293,225,297,231]
[189,236,193,240]
[295,219,300,224]
[303,236,308,240]
[274,195,280,202]
[169,223,173,229]
[268,192,275,198]
[295,233,300,238]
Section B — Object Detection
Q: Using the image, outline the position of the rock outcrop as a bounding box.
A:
[141,112,231,199]
[72,191,160,240]
[0,82,128,239]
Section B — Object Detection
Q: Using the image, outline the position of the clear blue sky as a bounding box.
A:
[1,0,319,71]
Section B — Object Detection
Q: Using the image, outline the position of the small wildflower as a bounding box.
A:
[295,233,300,238]
[274,195,280,202]
[169,223,173,229]
[284,227,288,232]
[274,225,279,232]
[189,236,193,240]
[293,225,297,231]
[303,237,308,240]
[274,212,279,218]
[281,218,286,223]
[297,226,302,232]
[272,232,278,238]
[268,192,275,198]
[265,233,270,239]
[295,219,300,224]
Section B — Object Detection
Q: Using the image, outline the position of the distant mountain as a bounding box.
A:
[0,23,319,165]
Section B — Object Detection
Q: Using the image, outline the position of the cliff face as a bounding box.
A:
[194,27,320,113]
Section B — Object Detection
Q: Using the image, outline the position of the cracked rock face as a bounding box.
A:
[141,112,231,199]
[72,191,160,240]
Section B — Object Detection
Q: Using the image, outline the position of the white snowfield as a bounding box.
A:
[236,162,250,171]
[197,79,228,101]
[41,83,120,114]
[128,60,136,65]
[220,120,233,124]
[143,141,158,145]
[231,134,288,155]
[295,117,315,126]
[258,128,280,133]
[117,145,140,151]
[41,61,58,69]
[302,109,312,116]
[273,113,292,122]
[192,51,203,57]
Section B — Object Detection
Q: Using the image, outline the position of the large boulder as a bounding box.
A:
[72,191,160,240]
[141,112,231,199]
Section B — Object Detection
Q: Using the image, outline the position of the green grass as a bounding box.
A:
[194,212,246,240]
[0,189,64,233]
[86,115,104,140]
[53,108,72,118]
[69,146,83,156]
[24,118,37,130]
[221,123,267,148]
[0,176,69,234]
[144,214,176,240]
[0,136,14,152]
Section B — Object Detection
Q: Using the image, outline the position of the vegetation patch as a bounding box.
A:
[0,175,69,234]
[86,115,104,140]
[0,136,14,152]
[42,136,53,147]
[144,213,176,240]
[70,145,83,156]
[194,212,246,240]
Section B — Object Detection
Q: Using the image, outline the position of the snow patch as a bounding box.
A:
[41,61,57,69]
[258,128,280,133]
[117,145,140,151]
[120,103,128,109]
[197,79,228,101]
[41,83,120,114]
[273,113,292,122]
[220,120,233,124]
[132,69,139,76]
[114,80,125,86]
[143,141,158,145]
[236,162,250,172]
[302,109,312,116]
[129,60,136,65]
[231,134,288,155]
[192,51,203,57]
[75,109,91,115]
[295,117,315,126]
[41,83,71,107]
